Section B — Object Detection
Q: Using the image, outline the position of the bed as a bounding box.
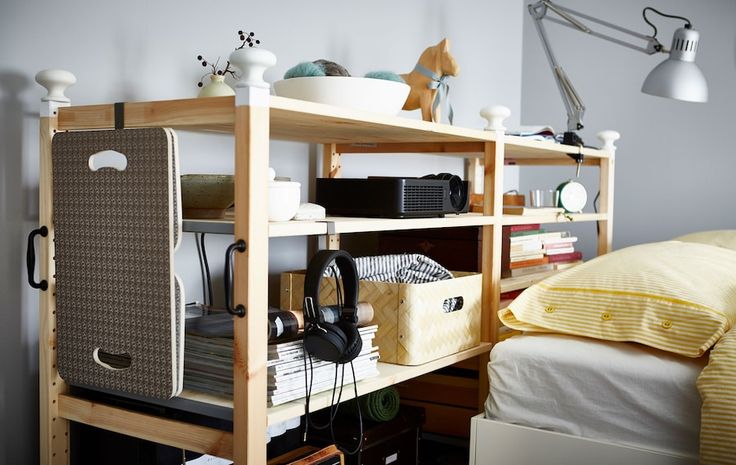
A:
[471,234,736,465]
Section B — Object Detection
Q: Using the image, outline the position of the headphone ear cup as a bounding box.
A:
[304,323,348,363]
[336,320,362,363]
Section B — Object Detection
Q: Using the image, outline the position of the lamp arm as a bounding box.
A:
[529,2,586,132]
[528,0,667,133]
[545,2,663,54]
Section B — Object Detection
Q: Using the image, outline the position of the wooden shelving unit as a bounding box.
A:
[36,75,615,464]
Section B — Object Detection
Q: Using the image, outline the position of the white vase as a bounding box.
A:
[228,47,277,89]
[198,74,235,98]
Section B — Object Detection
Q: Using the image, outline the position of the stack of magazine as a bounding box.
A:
[184,324,380,407]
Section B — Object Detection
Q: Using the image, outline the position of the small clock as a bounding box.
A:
[556,180,587,213]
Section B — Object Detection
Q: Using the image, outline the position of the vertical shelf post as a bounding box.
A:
[230,49,276,465]
[35,69,76,465]
[479,106,509,408]
[596,130,619,255]
[322,143,341,250]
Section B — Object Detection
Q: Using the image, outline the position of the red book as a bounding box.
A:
[546,251,583,263]
[509,224,541,233]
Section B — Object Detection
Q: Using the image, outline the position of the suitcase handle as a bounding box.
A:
[26,226,48,291]
[224,239,247,317]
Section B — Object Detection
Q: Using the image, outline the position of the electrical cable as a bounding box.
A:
[642,7,692,39]
[200,233,213,307]
[195,233,208,307]
[340,361,364,456]
[594,190,601,236]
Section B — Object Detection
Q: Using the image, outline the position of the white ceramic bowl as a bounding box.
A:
[268,180,301,222]
[273,76,410,115]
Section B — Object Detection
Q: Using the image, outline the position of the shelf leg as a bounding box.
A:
[322,144,341,250]
[478,139,504,410]
[233,86,271,465]
[596,131,618,255]
[35,70,75,465]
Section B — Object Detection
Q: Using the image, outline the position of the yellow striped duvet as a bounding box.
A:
[499,240,736,464]
[697,329,736,465]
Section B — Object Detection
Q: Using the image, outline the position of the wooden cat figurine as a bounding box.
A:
[401,38,460,123]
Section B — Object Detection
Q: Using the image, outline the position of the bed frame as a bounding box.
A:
[469,415,697,465]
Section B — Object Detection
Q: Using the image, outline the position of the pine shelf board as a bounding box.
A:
[502,212,607,226]
[58,394,234,459]
[326,213,496,234]
[182,218,328,237]
[56,95,497,145]
[55,96,610,163]
[503,136,611,162]
[178,342,492,426]
[184,214,497,236]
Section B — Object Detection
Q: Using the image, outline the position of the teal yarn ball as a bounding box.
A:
[284,62,326,79]
[365,71,405,83]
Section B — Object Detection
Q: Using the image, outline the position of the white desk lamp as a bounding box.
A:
[528,1,708,147]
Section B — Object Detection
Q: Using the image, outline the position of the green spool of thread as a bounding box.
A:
[345,386,400,422]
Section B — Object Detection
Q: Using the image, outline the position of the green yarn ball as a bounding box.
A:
[365,71,405,83]
[284,62,326,79]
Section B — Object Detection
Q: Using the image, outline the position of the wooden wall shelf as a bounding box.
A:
[38,87,614,464]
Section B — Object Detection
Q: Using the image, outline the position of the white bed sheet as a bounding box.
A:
[485,333,707,458]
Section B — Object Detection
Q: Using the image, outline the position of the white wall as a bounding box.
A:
[0,1,524,462]
[520,0,736,259]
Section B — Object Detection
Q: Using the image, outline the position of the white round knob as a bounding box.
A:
[229,48,277,89]
[35,69,76,103]
[479,105,511,131]
[596,130,621,152]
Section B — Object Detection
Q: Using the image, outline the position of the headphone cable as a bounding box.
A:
[336,361,364,456]
[303,258,363,455]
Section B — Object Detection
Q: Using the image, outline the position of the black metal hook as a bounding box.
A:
[27,226,48,291]
[224,239,247,317]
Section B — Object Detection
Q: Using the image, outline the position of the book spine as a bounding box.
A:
[544,247,576,255]
[510,228,546,238]
[509,223,541,233]
[510,253,545,263]
[546,251,583,263]
[509,256,550,269]
[509,263,554,277]
[541,236,578,246]
[509,231,567,243]
[543,241,576,250]
[509,240,543,254]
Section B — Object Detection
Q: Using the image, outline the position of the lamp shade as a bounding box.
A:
[641,27,708,102]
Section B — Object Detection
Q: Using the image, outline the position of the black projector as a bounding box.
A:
[315,176,469,218]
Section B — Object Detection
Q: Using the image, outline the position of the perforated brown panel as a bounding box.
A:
[52,128,179,399]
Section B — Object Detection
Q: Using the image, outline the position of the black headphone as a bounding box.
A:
[303,250,362,364]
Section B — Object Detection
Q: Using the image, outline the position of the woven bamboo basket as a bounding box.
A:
[280,271,481,365]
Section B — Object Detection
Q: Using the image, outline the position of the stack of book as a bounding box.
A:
[502,224,583,277]
[184,325,380,407]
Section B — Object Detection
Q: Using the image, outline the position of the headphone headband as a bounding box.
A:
[303,250,359,324]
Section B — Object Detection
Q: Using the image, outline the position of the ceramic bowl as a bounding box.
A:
[272,76,410,115]
[269,180,301,222]
[180,174,234,219]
